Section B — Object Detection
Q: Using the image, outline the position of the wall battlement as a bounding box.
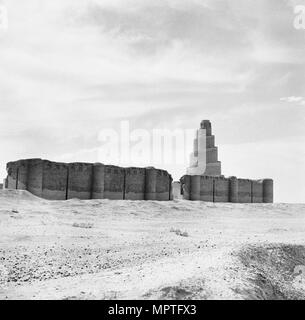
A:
[180,175,273,203]
[6,159,173,201]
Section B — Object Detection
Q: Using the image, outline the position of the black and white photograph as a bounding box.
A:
[0,0,305,305]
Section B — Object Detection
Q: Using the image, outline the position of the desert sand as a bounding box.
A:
[0,189,305,300]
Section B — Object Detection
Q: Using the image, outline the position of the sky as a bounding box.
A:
[0,0,305,203]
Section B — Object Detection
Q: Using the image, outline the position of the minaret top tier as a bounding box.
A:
[200,120,212,136]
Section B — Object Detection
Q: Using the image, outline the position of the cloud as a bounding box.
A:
[280,96,305,104]
[75,1,250,54]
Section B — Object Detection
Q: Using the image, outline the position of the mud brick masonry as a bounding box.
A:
[179,120,273,203]
[4,160,173,201]
[180,175,273,203]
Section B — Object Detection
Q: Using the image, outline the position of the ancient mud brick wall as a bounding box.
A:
[229,176,238,203]
[190,176,200,200]
[180,174,273,203]
[11,160,29,190]
[263,179,273,203]
[27,159,44,197]
[91,163,105,199]
[237,179,252,203]
[42,161,68,200]
[213,177,230,202]
[6,159,173,201]
[251,180,263,203]
[200,176,214,202]
[144,168,157,200]
[125,167,146,200]
[156,169,172,201]
[67,163,93,200]
[104,165,125,200]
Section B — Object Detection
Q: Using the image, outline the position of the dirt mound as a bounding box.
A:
[0,189,43,202]
[236,244,305,300]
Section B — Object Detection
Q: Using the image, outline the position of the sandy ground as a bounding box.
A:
[0,189,305,300]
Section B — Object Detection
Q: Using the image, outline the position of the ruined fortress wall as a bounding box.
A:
[6,161,18,189]
[145,168,157,200]
[67,163,93,200]
[91,163,105,199]
[263,179,273,203]
[27,159,44,197]
[180,175,273,203]
[6,160,29,190]
[236,179,251,203]
[125,167,146,200]
[6,159,172,201]
[214,177,230,202]
[252,180,263,203]
[104,165,125,200]
[237,179,252,203]
[190,175,201,200]
[156,170,172,201]
[42,161,68,200]
[200,176,213,202]
[15,160,28,190]
[229,176,239,203]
